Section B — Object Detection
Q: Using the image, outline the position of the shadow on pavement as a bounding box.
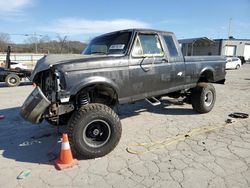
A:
[118,99,197,119]
[0,98,197,164]
[0,107,61,165]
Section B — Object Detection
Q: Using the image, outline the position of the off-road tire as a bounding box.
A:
[191,82,216,113]
[5,74,20,87]
[67,103,122,159]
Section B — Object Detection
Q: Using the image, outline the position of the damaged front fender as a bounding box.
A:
[20,86,51,124]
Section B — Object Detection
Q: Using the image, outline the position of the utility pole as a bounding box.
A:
[34,32,38,53]
[24,33,44,53]
[225,18,232,56]
[227,18,232,39]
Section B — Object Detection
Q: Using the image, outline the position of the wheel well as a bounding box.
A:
[198,70,214,83]
[76,84,118,107]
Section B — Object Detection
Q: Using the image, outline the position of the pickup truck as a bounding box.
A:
[20,29,226,159]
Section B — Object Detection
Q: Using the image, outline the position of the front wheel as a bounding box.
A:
[67,103,122,159]
[236,64,240,69]
[191,82,216,113]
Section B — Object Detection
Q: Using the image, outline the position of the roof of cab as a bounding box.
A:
[95,28,174,38]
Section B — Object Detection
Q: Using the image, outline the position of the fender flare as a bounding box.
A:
[70,76,119,96]
[199,67,215,82]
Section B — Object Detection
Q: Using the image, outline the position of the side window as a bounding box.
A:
[163,35,179,57]
[132,34,163,57]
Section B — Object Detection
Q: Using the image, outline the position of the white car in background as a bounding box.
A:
[226,57,241,70]
[10,62,28,70]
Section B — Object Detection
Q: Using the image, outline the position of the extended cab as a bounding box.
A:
[20,29,226,158]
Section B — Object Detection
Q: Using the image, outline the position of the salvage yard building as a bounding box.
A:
[179,38,250,61]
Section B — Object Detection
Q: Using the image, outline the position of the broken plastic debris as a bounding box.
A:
[226,119,232,124]
[229,112,249,119]
[19,140,41,147]
[17,170,31,179]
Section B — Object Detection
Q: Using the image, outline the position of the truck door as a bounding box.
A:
[161,34,185,88]
[128,32,173,99]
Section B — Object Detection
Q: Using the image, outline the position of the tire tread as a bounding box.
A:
[67,103,121,159]
[191,82,216,113]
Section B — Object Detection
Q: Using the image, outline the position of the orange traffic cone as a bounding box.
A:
[54,133,79,170]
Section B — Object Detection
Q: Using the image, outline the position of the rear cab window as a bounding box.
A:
[162,34,183,61]
[163,35,179,57]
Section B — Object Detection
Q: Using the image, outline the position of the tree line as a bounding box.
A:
[0,32,87,54]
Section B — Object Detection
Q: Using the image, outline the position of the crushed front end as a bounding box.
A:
[20,86,51,124]
[20,67,74,124]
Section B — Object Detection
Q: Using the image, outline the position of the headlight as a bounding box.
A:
[54,70,66,90]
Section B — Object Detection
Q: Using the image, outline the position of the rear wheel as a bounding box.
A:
[67,103,122,159]
[191,82,216,113]
[5,74,20,87]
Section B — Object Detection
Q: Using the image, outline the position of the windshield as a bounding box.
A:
[83,31,132,55]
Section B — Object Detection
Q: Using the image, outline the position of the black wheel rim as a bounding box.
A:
[83,119,111,148]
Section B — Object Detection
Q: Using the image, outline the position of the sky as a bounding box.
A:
[0,0,250,43]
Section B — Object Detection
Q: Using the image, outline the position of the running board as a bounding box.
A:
[145,97,161,106]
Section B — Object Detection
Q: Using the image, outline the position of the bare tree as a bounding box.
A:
[57,34,68,53]
[24,35,36,44]
[1,33,86,54]
[39,35,50,43]
[24,35,38,53]
[0,33,11,52]
[39,35,51,53]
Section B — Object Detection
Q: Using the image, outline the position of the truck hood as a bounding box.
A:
[30,54,98,80]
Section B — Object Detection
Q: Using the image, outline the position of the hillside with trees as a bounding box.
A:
[0,32,87,54]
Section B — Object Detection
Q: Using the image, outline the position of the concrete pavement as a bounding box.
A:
[0,64,249,188]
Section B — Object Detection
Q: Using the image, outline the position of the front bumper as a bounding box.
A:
[20,86,51,124]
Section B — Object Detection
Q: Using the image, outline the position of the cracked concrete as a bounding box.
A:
[0,64,250,188]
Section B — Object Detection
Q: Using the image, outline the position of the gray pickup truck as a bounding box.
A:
[20,29,226,158]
